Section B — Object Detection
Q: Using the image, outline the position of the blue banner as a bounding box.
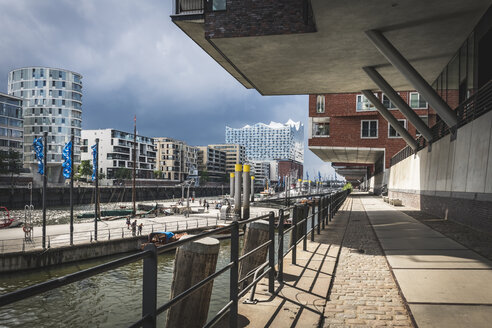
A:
[91,143,98,181]
[62,141,72,179]
[33,137,44,175]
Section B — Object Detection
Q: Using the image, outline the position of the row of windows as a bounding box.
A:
[315,92,428,113]
[312,118,428,139]
[10,68,81,83]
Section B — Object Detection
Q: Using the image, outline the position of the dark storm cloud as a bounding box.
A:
[0,0,336,178]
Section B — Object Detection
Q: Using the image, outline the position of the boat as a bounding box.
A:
[140,231,188,249]
[76,209,134,219]
[0,207,22,229]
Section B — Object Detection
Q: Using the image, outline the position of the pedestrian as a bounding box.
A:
[192,197,195,203]
[131,220,137,236]
[206,203,209,211]
[203,200,207,208]
[138,223,143,236]
[199,199,202,206]
[126,217,131,230]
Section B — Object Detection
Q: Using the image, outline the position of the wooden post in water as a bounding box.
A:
[166,236,220,328]
[238,220,269,289]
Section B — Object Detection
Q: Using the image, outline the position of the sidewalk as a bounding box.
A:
[234,193,492,327]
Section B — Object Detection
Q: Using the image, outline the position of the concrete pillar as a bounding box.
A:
[243,164,251,220]
[238,220,269,289]
[250,176,255,202]
[166,236,220,328]
[234,164,242,219]
[362,90,418,150]
[365,29,458,128]
[363,66,433,141]
[230,172,235,198]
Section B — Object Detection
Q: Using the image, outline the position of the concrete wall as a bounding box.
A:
[0,237,143,273]
[0,185,228,210]
[388,110,492,231]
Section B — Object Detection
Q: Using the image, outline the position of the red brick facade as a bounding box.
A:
[205,0,316,38]
[278,159,303,180]
[308,92,437,169]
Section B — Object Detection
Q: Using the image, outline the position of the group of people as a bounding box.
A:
[126,217,143,236]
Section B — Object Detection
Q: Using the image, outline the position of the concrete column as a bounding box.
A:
[362,90,418,150]
[365,29,458,128]
[230,173,235,198]
[250,176,255,202]
[243,164,251,220]
[238,220,269,289]
[363,66,433,141]
[234,164,242,219]
[166,236,220,328]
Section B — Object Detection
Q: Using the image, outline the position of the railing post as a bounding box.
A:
[292,205,297,265]
[268,211,275,293]
[142,243,157,328]
[329,194,333,222]
[316,197,321,234]
[122,227,124,238]
[303,204,307,251]
[322,197,326,229]
[230,221,239,328]
[277,209,284,283]
[311,201,315,242]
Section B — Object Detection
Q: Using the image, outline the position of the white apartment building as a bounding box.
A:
[250,161,270,187]
[197,146,227,182]
[225,119,304,163]
[154,137,198,182]
[81,129,156,180]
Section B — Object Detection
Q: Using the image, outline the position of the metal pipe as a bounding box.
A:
[243,164,250,220]
[365,29,458,128]
[363,66,433,141]
[132,117,137,216]
[70,134,74,246]
[234,164,242,219]
[42,131,47,249]
[362,90,418,150]
[250,176,255,202]
[268,211,275,293]
[94,138,99,241]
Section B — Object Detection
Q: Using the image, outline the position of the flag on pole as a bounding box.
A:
[33,137,44,175]
[62,141,72,179]
[91,143,98,181]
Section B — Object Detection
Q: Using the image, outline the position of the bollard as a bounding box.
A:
[238,219,270,289]
[243,164,251,220]
[230,172,235,198]
[234,164,242,219]
[166,236,220,328]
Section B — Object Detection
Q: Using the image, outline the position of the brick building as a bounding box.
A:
[308,91,436,185]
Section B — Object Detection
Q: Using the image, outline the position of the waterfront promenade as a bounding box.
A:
[233,193,492,327]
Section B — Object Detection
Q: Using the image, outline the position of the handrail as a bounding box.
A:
[0,190,350,328]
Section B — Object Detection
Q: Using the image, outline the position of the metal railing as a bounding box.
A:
[0,216,225,254]
[390,80,492,167]
[174,0,204,15]
[0,190,349,328]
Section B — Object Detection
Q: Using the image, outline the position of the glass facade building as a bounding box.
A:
[8,67,82,182]
[0,92,23,155]
[225,120,304,163]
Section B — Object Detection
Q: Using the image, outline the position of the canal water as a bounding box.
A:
[0,240,233,328]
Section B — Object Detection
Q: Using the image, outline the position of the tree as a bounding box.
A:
[0,149,23,187]
[115,168,132,180]
[154,170,163,179]
[199,170,209,185]
[78,160,93,180]
[99,172,106,180]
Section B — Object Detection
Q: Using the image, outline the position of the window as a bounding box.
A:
[361,120,378,138]
[388,119,407,138]
[356,94,377,111]
[316,95,325,113]
[416,116,429,137]
[212,0,226,10]
[409,92,428,109]
[382,94,397,109]
[313,122,329,137]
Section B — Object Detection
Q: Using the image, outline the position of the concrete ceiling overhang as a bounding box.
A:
[173,0,491,95]
[309,146,385,164]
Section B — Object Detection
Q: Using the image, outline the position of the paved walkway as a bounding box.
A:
[235,193,492,327]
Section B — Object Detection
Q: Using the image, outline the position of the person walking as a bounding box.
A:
[206,203,209,211]
[138,223,143,236]
[126,217,131,230]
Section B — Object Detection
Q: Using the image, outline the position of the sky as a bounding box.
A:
[0,0,336,179]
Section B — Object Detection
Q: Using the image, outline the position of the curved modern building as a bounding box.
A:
[8,67,82,183]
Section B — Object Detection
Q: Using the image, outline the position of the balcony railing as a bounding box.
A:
[174,0,204,15]
[390,80,492,167]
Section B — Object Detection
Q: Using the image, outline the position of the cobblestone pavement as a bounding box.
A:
[401,210,492,261]
[323,195,414,328]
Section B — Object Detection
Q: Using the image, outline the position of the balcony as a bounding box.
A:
[173,0,204,16]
